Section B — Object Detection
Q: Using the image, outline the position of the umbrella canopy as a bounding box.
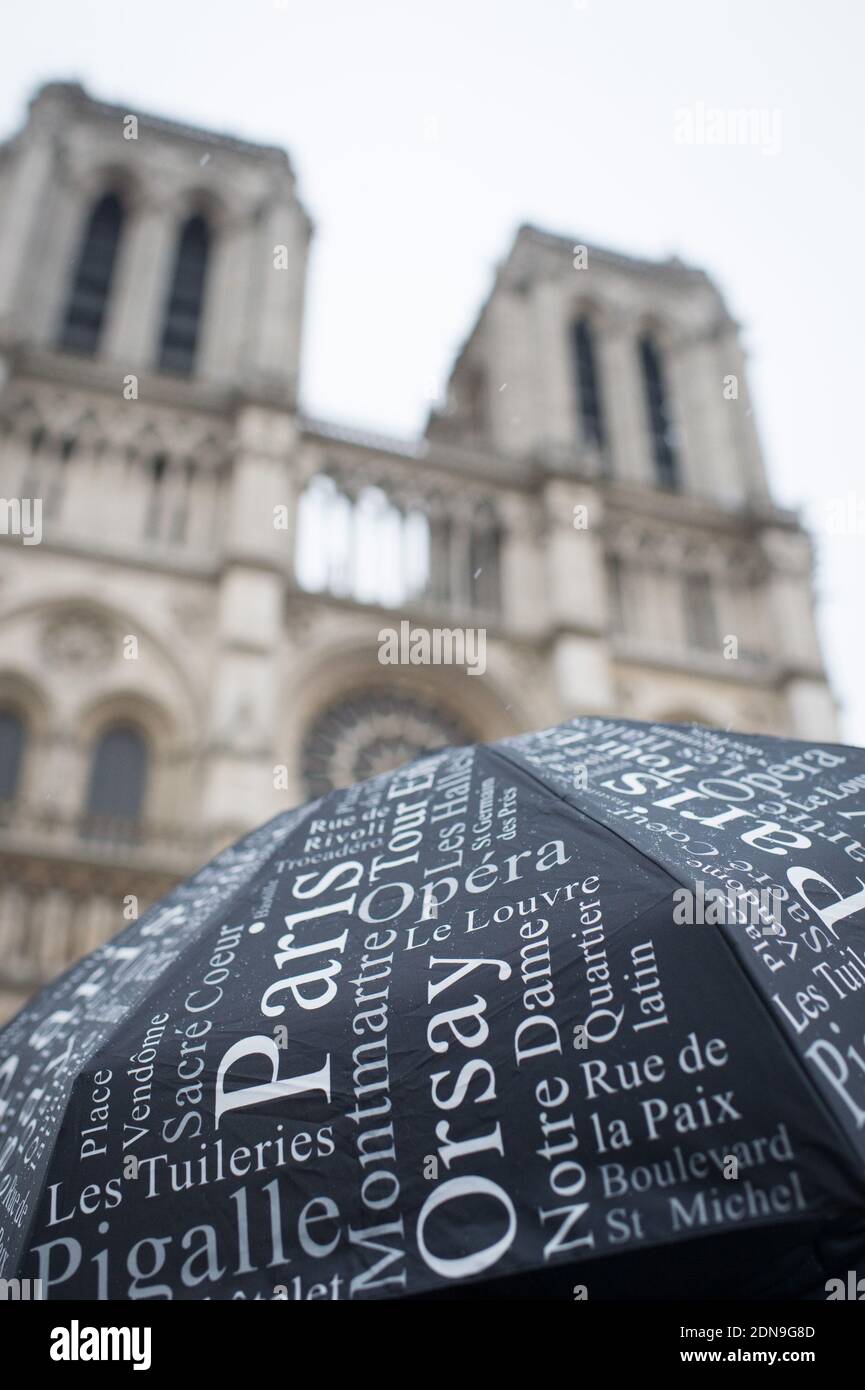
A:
[2,715,865,1301]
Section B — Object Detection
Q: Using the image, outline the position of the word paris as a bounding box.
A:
[378,620,486,676]
[674,103,782,157]
[672,882,782,934]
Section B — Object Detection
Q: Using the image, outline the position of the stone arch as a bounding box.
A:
[284,641,523,799]
[2,589,204,834]
[0,670,52,803]
[74,161,144,210]
[128,419,169,463]
[0,669,52,736]
[78,687,177,748]
[80,717,150,827]
[172,185,229,230]
[65,405,108,454]
[633,309,681,352]
[0,592,202,749]
[0,393,44,436]
[0,593,203,835]
[566,292,614,330]
[77,686,203,841]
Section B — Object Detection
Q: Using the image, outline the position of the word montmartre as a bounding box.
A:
[211,750,579,1294]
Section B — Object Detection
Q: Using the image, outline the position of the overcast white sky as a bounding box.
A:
[3,0,864,742]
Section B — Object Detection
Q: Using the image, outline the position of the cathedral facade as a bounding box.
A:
[0,81,837,1020]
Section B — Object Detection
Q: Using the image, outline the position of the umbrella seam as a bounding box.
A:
[77,799,322,1068]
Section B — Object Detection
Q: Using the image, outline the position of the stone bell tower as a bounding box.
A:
[0,80,310,397]
[0,81,315,1020]
[428,224,837,739]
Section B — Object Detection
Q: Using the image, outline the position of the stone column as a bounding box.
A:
[599,315,648,485]
[199,212,256,384]
[758,526,839,739]
[201,405,297,840]
[664,332,717,500]
[532,278,575,451]
[666,329,709,498]
[426,508,451,605]
[714,324,772,504]
[27,167,91,347]
[248,197,308,399]
[485,291,532,455]
[543,479,615,715]
[760,528,824,670]
[0,130,55,336]
[475,517,502,612]
[103,195,179,368]
[449,515,472,612]
[498,492,547,637]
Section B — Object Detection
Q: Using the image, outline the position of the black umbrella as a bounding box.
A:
[2,716,864,1301]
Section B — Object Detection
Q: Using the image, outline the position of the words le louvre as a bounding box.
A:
[1,717,865,1300]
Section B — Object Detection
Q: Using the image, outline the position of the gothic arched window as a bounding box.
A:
[144,452,169,539]
[158,214,210,375]
[295,474,430,607]
[59,192,125,355]
[571,318,606,457]
[84,724,148,832]
[0,710,25,804]
[639,334,680,489]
